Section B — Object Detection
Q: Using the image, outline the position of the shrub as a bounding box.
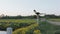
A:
[33,30,41,34]
[13,23,40,34]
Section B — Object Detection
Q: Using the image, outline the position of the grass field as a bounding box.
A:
[0,19,36,23]
[48,18,60,22]
[0,19,60,34]
[0,19,41,34]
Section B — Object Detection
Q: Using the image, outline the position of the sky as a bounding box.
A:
[0,0,60,16]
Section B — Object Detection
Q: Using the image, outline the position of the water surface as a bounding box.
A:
[0,31,7,34]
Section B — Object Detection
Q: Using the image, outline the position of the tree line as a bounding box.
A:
[0,14,60,19]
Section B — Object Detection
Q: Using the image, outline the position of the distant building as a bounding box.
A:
[40,18,46,21]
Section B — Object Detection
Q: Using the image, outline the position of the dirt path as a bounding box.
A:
[47,20,60,26]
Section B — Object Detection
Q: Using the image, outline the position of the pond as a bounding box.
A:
[0,31,7,34]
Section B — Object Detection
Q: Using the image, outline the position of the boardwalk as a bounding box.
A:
[47,20,60,25]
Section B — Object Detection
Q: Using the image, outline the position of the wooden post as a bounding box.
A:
[37,15,39,24]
